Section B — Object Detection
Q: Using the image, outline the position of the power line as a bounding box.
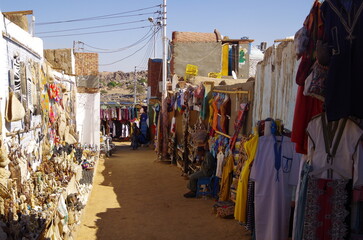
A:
[38,12,158,26]
[137,29,161,69]
[80,27,155,53]
[36,5,161,25]
[40,25,150,38]
[36,19,148,34]
[137,38,154,68]
[99,32,155,66]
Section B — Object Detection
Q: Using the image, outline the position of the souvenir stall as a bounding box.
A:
[166,83,205,173]
[0,13,99,239]
[100,104,140,140]
[208,84,253,218]
[290,1,363,239]
[159,79,254,196]
[231,118,301,240]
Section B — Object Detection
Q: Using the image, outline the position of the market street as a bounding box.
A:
[76,142,251,240]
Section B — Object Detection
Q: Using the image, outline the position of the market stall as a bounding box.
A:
[0,12,100,239]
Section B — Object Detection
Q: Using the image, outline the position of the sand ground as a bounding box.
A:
[76,142,251,240]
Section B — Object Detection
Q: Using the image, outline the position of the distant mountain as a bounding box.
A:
[99,70,147,87]
[99,70,148,103]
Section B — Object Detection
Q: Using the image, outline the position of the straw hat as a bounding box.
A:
[5,91,25,122]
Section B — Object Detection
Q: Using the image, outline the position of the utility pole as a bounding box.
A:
[153,25,156,59]
[161,0,168,159]
[134,66,137,104]
[162,0,167,100]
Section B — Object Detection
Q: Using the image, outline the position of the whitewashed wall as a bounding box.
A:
[253,41,300,130]
[76,93,100,147]
[0,11,44,143]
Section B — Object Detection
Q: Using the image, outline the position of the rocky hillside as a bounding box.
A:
[99,70,148,103]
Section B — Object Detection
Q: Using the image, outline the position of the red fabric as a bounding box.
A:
[230,103,249,151]
[296,56,314,85]
[353,187,363,202]
[291,86,323,154]
[296,0,324,86]
[316,179,333,240]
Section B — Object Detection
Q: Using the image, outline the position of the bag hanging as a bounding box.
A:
[303,61,327,101]
[190,118,208,144]
[5,91,25,122]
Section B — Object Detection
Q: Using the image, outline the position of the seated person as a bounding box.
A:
[183,142,216,198]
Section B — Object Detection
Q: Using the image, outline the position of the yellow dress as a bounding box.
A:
[234,128,259,223]
[219,152,234,201]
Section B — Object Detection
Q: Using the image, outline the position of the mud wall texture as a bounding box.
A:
[253,41,299,130]
[171,42,222,78]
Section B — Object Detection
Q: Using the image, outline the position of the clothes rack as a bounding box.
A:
[212,89,251,101]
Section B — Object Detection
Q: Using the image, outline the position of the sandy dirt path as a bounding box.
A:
[76,142,251,240]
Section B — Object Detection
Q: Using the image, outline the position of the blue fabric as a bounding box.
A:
[273,135,283,182]
[293,162,313,240]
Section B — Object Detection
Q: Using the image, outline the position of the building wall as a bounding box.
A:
[171,42,222,77]
[253,41,299,130]
[3,14,28,32]
[148,58,162,98]
[76,92,100,147]
[44,48,74,74]
[238,43,251,79]
[0,11,44,139]
[74,52,99,76]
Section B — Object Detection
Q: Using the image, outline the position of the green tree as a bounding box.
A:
[107,81,117,88]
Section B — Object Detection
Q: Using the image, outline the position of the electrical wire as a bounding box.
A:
[137,39,154,68]
[36,5,161,25]
[80,27,154,53]
[36,19,148,34]
[137,28,161,69]
[40,25,150,38]
[99,30,156,66]
[38,12,158,26]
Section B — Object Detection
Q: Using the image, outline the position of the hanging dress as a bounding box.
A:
[321,0,363,121]
[250,135,301,240]
[219,152,234,201]
[234,129,259,223]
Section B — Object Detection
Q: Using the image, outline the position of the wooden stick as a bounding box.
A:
[274,38,294,43]
[3,10,33,15]
[212,89,250,101]
[6,124,42,137]
[2,31,41,59]
[215,130,231,139]
[213,89,249,94]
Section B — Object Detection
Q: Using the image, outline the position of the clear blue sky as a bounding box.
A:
[1,0,312,72]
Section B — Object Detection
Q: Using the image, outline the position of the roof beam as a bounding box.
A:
[3,10,33,16]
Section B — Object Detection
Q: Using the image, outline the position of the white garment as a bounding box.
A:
[264,120,272,136]
[250,136,301,240]
[307,115,363,187]
[112,122,116,137]
[216,151,224,178]
[170,117,176,134]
